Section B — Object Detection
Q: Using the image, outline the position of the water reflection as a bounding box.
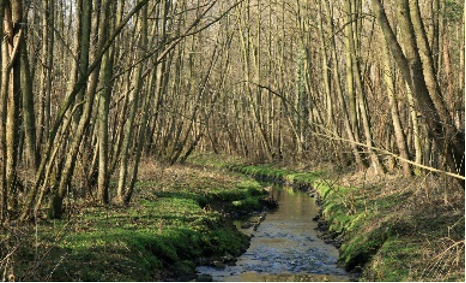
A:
[196,185,349,282]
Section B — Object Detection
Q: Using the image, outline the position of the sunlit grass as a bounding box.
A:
[0,160,266,281]
[208,156,465,282]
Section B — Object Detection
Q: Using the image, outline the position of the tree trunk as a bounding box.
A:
[460,9,465,130]
[344,0,358,138]
[37,0,54,157]
[20,24,36,170]
[50,0,111,218]
[116,32,144,204]
[372,0,464,179]
[382,47,411,176]
[3,0,23,215]
[0,0,6,222]
[96,1,115,204]
[325,0,365,170]
[124,5,150,205]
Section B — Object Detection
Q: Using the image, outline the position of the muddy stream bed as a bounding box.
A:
[196,184,351,282]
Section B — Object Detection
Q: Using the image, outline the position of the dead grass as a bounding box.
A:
[336,171,465,281]
[218,155,465,282]
[1,158,266,281]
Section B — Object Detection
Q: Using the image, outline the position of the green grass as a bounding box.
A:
[7,155,463,282]
[1,163,267,281]
[227,163,326,185]
[207,159,465,282]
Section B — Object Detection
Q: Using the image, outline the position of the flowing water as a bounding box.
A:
[196,185,350,282]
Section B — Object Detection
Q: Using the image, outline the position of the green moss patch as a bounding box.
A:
[215,161,465,282]
[1,163,266,281]
[228,163,326,186]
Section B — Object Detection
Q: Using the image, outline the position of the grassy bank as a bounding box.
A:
[190,154,465,281]
[1,161,267,281]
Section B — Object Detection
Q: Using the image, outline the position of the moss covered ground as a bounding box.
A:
[190,153,465,282]
[0,160,266,281]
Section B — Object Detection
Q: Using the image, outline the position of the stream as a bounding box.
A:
[196,184,350,282]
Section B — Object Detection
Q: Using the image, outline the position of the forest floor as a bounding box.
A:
[1,153,464,282]
[189,153,465,282]
[0,159,270,281]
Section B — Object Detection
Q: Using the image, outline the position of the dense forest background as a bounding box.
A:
[0,0,464,221]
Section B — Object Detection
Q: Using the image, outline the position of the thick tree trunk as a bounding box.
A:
[96,1,115,204]
[3,0,23,215]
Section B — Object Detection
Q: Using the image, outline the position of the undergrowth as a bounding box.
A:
[3,153,463,282]
[189,153,465,282]
[0,160,266,281]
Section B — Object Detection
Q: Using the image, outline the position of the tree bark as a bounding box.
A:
[4,0,23,214]
[97,1,115,204]
[124,5,149,205]
[372,0,465,179]
[325,0,365,170]
[382,47,412,176]
[0,0,6,222]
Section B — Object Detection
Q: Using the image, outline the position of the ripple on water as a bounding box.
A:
[196,185,350,282]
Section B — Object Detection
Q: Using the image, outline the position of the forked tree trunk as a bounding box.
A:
[50,0,110,218]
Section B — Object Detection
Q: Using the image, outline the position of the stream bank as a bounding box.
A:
[4,157,463,281]
[196,183,351,282]
[220,163,465,281]
[1,162,269,281]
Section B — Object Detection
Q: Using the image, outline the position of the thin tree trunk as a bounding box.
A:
[460,10,465,129]
[50,0,111,218]
[37,0,54,157]
[0,0,6,222]
[124,5,150,205]
[116,34,144,204]
[325,0,365,170]
[20,24,36,170]
[344,0,358,137]
[382,48,411,176]
[345,0,384,174]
